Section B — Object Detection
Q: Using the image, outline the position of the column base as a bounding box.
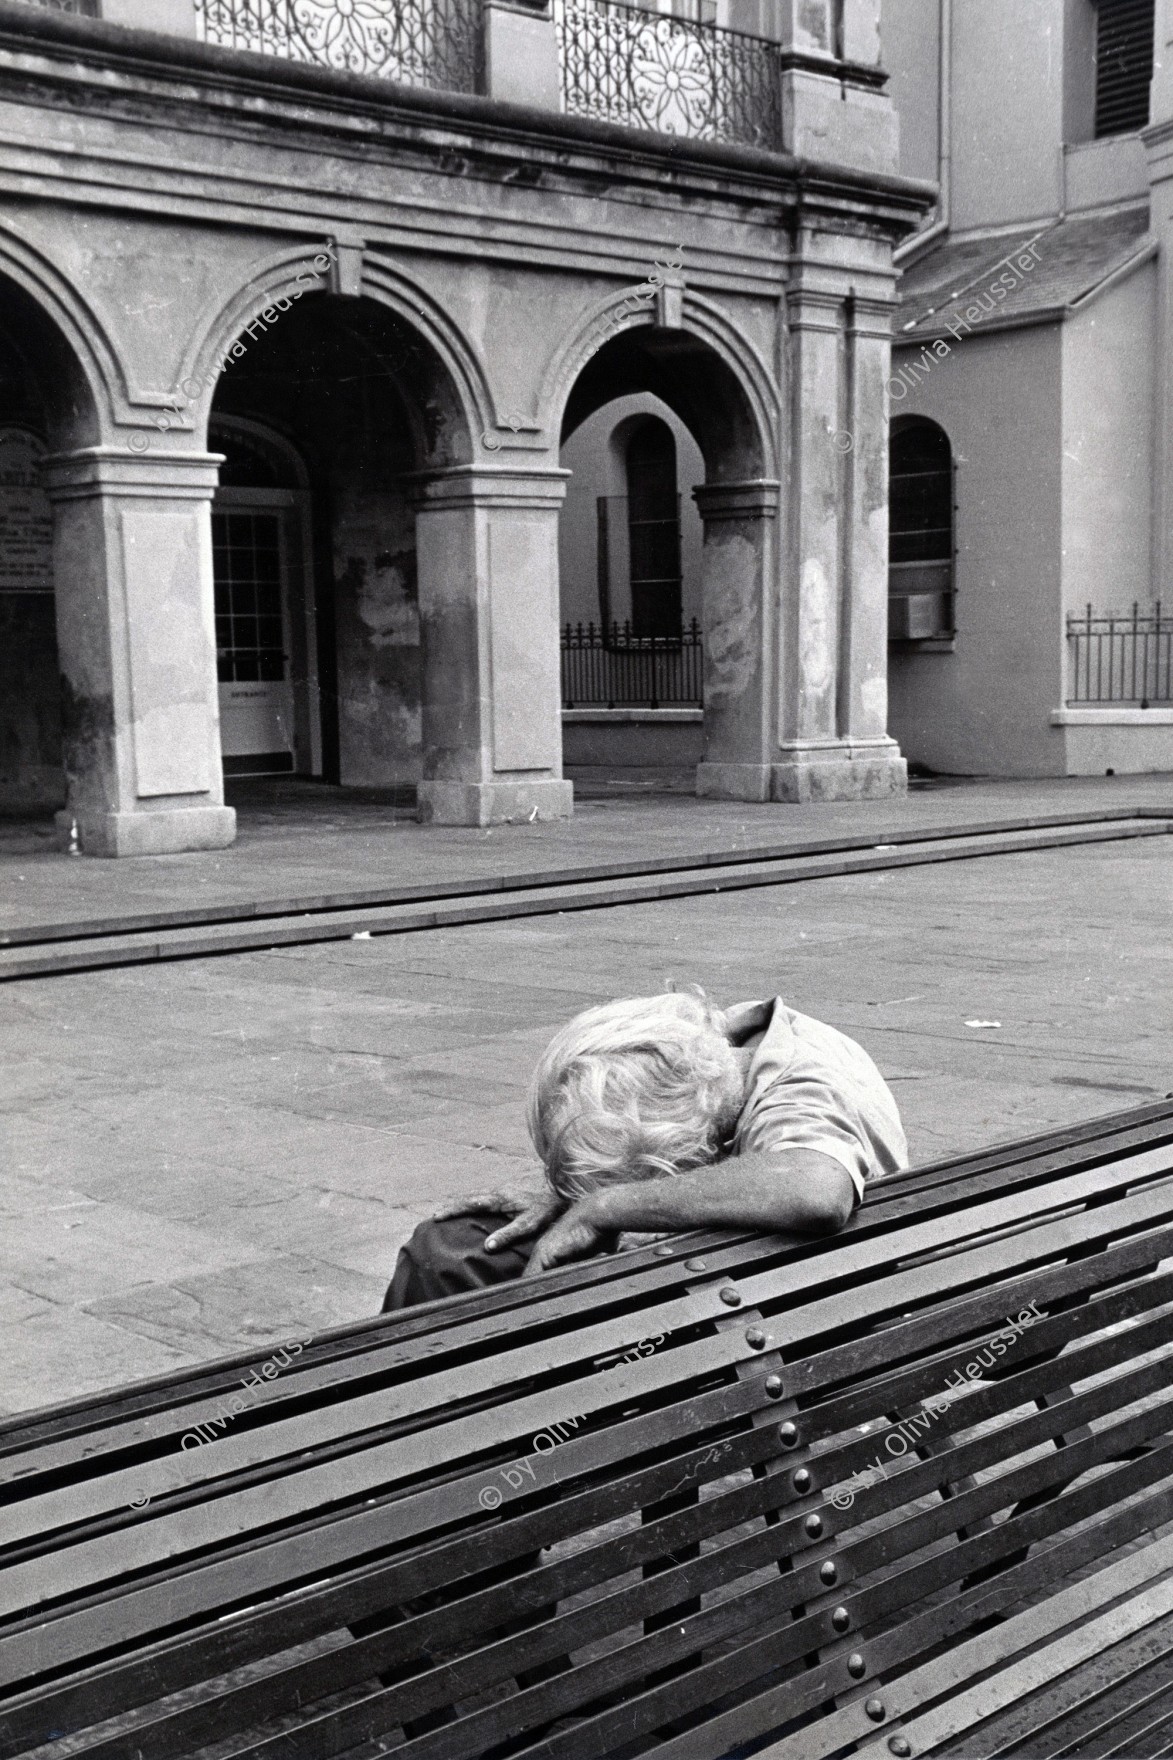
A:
[696,762,772,802]
[417,778,574,826]
[769,741,908,803]
[697,744,907,804]
[56,805,236,857]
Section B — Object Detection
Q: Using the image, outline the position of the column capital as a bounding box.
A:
[409,464,571,512]
[692,480,780,521]
[784,287,847,334]
[42,448,223,502]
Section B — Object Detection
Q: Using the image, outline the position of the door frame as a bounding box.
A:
[212,473,320,778]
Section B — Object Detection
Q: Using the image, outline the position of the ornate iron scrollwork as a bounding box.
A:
[195,0,482,95]
[555,0,781,149]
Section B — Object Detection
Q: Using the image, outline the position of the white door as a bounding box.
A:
[213,499,296,773]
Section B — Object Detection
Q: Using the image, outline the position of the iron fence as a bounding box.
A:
[1066,603,1173,705]
[562,618,703,708]
[554,0,782,149]
[194,0,483,95]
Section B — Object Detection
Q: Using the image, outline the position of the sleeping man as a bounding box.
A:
[382,989,908,1310]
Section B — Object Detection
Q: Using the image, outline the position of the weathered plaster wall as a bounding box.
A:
[331,467,420,789]
[887,322,1066,775]
[950,0,1066,229]
[1060,265,1156,620]
[561,712,703,767]
[882,0,940,187]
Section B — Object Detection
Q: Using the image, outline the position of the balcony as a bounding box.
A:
[194,0,484,93]
[553,0,780,149]
[15,0,789,149]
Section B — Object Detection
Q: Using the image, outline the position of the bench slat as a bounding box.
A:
[8,1146,1171,1557]
[4,1102,1167,1461]
[5,1104,1173,1759]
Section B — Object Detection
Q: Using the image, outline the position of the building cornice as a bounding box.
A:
[0,0,934,236]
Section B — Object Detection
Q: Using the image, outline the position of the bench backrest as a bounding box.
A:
[2,1100,1173,1759]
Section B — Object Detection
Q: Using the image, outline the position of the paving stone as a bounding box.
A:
[3,800,1173,1412]
[84,1257,387,1361]
[0,1301,193,1418]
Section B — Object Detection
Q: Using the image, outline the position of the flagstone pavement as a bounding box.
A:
[2,779,1172,1416]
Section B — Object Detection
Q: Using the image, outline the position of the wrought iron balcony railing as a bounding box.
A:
[195,0,483,96]
[17,0,784,147]
[554,0,781,150]
[1066,603,1173,706]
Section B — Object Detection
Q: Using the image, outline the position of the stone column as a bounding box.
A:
[413,465,573,825]
[694,481,781,803]
[839,296,899,752]
[43,448,235,857]
[773,264,906,802]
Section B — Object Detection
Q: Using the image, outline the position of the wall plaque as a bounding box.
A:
[0,428,53,594]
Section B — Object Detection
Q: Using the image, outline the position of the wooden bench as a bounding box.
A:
[3,1099,1173,1760]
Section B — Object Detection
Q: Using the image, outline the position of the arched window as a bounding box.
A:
[625,418,682,639]
[889,416,955,642]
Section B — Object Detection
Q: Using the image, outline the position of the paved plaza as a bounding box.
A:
[2,778,1172,1417]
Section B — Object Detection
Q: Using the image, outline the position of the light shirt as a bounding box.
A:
[726,997,908,1206]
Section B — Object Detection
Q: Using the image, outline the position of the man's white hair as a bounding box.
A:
[527,990,743,1200]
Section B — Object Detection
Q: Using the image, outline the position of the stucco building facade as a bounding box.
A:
[883,0,1173,778]
[0,0,931,853]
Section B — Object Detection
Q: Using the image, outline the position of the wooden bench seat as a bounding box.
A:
[3,1100,1173,1759]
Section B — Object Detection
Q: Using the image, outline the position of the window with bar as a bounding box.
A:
[888,416,956,644]
[625,419,683,641]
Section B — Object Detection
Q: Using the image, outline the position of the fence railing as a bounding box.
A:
[1066,603,1173,705]
[562,619,703,708]
[554,0,782,149]
[194,0,483,95]
[180,0,783,144]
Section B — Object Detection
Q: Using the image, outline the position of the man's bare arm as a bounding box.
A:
[523,1148,857,1275]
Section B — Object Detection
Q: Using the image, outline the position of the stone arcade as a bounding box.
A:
[0,0,931,852]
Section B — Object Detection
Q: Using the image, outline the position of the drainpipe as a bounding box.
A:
[894,0,951,264]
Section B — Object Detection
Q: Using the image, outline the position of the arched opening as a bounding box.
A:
[557,323,769,791]
[888,415,955,642]
[0,275,99,817]
[206,290,469,796]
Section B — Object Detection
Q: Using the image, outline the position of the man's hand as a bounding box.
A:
[522,1200,618,1276]
[431,1187,566,1253]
